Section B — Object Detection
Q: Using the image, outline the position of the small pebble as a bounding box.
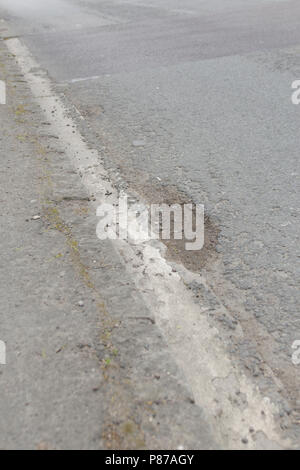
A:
[132,140,146,147]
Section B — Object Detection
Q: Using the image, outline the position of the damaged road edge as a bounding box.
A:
[1,29,291,449]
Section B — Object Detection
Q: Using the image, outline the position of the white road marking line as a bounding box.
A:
[64,75,102,84]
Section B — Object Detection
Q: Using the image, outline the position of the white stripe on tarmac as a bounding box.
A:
[65,75,102,84]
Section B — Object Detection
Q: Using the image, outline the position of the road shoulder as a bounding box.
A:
[0,34,216,450]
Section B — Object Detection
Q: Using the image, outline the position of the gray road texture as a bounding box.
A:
[0,38,217,450]
[0,0,299,448]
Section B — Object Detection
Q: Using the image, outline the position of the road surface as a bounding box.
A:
[0,0,299,449]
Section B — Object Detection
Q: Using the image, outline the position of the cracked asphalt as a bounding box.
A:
[0,0,299,450]
[0,39,217,450]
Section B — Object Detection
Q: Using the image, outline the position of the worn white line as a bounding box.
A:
[63,75,102,84]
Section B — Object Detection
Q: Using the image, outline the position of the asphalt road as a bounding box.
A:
[0,0,299,447]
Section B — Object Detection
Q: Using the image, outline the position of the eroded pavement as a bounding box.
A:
[0,1,299,450]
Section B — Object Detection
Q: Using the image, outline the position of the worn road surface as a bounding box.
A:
[0,0,299,449]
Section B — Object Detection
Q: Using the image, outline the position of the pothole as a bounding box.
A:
[119,170,220,273]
